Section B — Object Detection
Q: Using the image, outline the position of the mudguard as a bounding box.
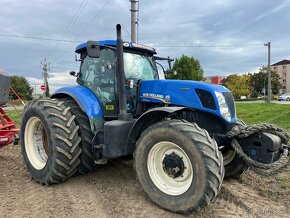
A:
[125,107,191,155]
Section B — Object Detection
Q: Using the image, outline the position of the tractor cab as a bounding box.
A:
[75,40,159,117]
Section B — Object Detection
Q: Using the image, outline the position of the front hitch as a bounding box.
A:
[226,123,290,175]
[238,132,282,164]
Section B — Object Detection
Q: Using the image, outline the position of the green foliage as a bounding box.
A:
[236,103,290,133]
[222,74,251,99]
[10,76,33,100]
[250,69,281,95]
[166,55,204,81]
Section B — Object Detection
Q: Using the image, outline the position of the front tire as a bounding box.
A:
[134,120,224,214]
[20,99,81,185]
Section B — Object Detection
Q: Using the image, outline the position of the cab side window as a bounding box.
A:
[80,49,117,115]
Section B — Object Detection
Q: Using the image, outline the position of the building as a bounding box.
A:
[204,76,226,84]
[271,59,290,93]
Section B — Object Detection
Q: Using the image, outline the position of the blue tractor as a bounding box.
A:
[20,25,288,214]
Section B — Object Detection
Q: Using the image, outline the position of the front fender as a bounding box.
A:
[125,107,190,155]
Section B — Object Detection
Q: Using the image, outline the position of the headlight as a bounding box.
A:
[214,91,231,121]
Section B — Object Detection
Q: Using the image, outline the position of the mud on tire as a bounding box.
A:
[62,98,96,174]
[20,99,81,185]
[134,120,224,214]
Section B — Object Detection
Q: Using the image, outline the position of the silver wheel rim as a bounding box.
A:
[24,117,48,170]
[147,141,193,196]
[223,149,236,165]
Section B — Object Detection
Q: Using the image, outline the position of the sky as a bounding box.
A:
[0,0,290,92]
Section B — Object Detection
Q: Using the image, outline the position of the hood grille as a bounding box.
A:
[195,89,216,110]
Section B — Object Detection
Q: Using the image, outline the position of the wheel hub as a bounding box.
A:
[162,152,185,179]
[147,141,193,196]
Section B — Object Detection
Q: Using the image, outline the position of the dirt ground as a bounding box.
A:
[0,144,289,218]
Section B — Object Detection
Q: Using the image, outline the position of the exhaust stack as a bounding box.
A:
[116,24,132,121]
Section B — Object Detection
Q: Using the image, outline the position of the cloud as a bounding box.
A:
[27,72,77,94]
[1,0,290,80]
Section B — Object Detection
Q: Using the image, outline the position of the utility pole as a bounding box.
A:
[41,58,50,97]
[31,80,39,98]
[264,42,271,103]
[130,0,139,43]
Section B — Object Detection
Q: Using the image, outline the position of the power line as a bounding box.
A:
[47,0,89,60]
[77,0,112,39]
[52,0,112,62]
[121,24,131,39]
[61,0,89,39]
[153,44,264,48]
[0,34,269,48]
[0,34,81,43]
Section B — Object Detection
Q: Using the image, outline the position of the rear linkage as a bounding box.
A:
[226,123,290,176]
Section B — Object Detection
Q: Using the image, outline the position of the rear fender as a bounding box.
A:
[51,85,104,132]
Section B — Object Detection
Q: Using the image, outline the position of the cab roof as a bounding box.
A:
[75,40,157,55]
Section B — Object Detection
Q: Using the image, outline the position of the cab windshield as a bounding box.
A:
[123,51,158,80]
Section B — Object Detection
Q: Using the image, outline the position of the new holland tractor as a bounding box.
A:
[20,24,289,214]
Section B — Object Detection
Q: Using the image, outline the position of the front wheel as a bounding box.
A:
[134,120,224,214]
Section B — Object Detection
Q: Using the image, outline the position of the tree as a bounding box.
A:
[166,55,204,81]
[250,68,281,97]
[10,76,33,100]
[222,74,251,99]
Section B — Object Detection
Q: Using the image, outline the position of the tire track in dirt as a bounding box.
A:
[1,144,289,218]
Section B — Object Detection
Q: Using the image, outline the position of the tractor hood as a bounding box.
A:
[139,79,236,123]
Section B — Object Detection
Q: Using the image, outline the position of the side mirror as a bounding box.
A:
[70,71,79,77]
[87,41,100,58]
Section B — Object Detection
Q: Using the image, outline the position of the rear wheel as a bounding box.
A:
[20,99,81,184]
[134,120,224,214]
[62,98,96,174]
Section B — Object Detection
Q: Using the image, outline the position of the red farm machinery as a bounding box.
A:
[0,72,24,147]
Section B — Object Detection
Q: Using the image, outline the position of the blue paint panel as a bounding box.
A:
[52,85,103,118]
[75,40,156,54]
[140,80,235,123]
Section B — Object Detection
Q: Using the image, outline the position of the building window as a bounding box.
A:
[283,66,286,70]
[274,66,277,70]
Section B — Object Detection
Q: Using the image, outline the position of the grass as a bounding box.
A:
[236,103,290,188]
[4,110,23,127]
[236,103,290,133]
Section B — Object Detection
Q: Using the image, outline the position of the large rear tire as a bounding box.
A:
[62,98,96,174]
[20,99,81,185]
[134,120,224,214]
